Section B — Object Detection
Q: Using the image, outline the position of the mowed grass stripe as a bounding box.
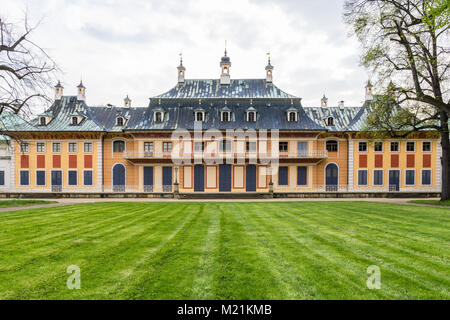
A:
[277,203,449,299]
[0,201,448,299]
[0,203,188,299]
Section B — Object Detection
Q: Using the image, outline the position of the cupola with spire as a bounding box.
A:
[321,94,328,108]
[124,95,131,108]
[55,81,64,100]
[265,52,273,83]
[220,41,231,85]
[365,80,373,101]
[177,53,186,83]
[77,81,86,101]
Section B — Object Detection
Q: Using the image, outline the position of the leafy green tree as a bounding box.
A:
[344,0,450,199]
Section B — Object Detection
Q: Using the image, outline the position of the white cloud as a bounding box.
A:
[2,0,369,111]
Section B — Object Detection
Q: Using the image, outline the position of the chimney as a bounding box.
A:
[77,81,86,101]
[321,94,328,108]
[55,81,63,100]
[365,80,373,101]
[124,95,131,108]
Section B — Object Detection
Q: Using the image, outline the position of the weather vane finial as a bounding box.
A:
[267,51,271,63]
[224,40,227,56]
[179,51,183,65]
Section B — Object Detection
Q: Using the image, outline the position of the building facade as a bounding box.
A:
[0,53,441,195]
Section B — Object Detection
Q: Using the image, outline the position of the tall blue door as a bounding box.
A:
[325,163,338,191]
[194,165,205,192]
[162,167,172,192]
[219,164,231,192]
[246,165,257,192]
[113,164,126,192]
[144,167,153,192]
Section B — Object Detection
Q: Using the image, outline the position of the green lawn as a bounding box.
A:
[409,200,450,206]
[0,201,448,300]
[0,200,56,208]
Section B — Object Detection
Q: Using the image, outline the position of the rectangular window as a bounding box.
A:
[20,142,29,153]
[278,166,288,185]
[298,142,307,156]
[144,142,153,153]
[220,140,231,152]
[68,142,77,153]
[279,142,289,152]
[405,170,415,185]
[36,142,45,153]
[68,170,77,186]
[422,170,431,185]
[194,142,204,152]
[358,142,367,152]
[297,166,307,186]
[246,141,257,152]
[373,170,383,186]
[422,141,431,152]
[20,171,29,186]
[406,142,415,152]
[390,141,399,152]
[358,170,368,186]
[163,142,172,152]
[374,142,383,152]
[84,142,93,153]
[36,170,46,186]
[84,170,93,186]
[0,171,4,185]
[52,142,61,153]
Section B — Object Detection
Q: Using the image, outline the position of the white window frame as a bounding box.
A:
[221,111,231,122]
[154,111,164,122]
[112,140,126,153]
[35,170,46,186]
[373,169,384,186]
[405,169,416,186]
[52,142,61,153]
[390,141,400,153]
[19,170,30,186]
[144,142,154,153]
[326,117,334,126]
[358,141,368,153]
[163,142,172,153]
[326,140,339,153]
[421,169,432,186]
[406,141,416,152]
[195,111,205,122]
[20,142,29,153]
[84,142,93,153]
[71,116,79,125]
[36,142,46,153]
[116,117,125,126]
[246,111,257,122]
[68,142,78,153]
[422,141,432,153]
[83,169,94,186]
[374,141,384,152]
[287,111,298,122]
[67,170,78,186]
[357,169,368,186]
[39,117,46,126]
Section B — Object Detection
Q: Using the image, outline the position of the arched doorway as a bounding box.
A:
[113,163,126,192]
[325,163,338,191]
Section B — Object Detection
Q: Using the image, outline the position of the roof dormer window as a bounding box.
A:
[326,117,334,126]
[39,117,46,126]
[72,116,79,125]
[246,108,257,122]
[287,110,298,122]
[116,117,124,126]
[154,111,163,123]
[195,111,205,122]
[221,111,231,122]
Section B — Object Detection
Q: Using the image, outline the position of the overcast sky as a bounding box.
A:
[3,0,370,110]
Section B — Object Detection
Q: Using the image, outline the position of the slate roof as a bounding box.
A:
[29,96,104,132]
[0,110,36,132]
[303,105,365,132]
[6,78,376,133]
[153,79,297,99]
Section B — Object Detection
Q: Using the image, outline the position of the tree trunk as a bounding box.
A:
[440,111,450,201]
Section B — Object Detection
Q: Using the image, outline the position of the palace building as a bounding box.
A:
[0,51,441,197]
